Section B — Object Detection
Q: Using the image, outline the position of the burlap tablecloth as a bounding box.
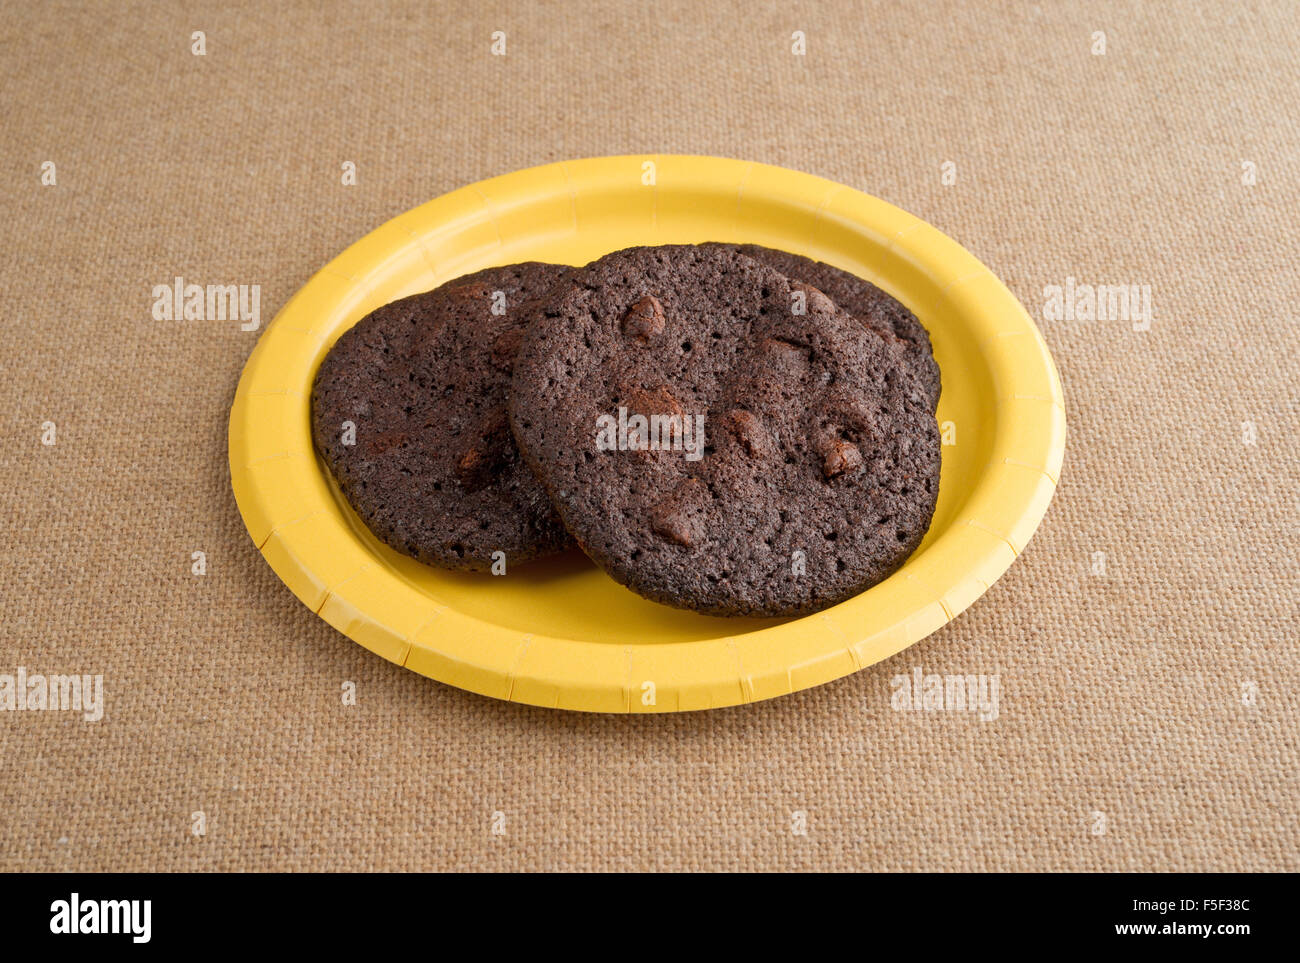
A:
[2,0,1296,872]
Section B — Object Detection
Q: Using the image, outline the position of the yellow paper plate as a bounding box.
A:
[229,156,1065,713]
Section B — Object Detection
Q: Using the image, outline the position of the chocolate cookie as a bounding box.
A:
[508,245,940,617]
[311,262,573,572]
[710,243,941,408]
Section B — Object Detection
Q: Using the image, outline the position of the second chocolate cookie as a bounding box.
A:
[312,262,573,572]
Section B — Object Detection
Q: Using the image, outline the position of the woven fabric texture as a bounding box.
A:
[1,0,1296,871]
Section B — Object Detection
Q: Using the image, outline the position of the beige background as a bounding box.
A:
[2,0,1297,872]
